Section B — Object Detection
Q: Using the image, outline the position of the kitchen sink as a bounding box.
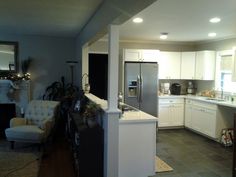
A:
[205,98,225,102]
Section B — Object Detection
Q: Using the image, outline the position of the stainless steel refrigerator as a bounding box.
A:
[124,62,158,117]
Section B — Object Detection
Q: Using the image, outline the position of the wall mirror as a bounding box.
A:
[0,41,18,75]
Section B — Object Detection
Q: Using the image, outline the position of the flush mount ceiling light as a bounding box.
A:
[160,33,168,40]
[132,17,143,23]
[208,32,217,37]
[209,17,221,23]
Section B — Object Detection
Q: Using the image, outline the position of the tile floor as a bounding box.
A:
[152,129,233,177]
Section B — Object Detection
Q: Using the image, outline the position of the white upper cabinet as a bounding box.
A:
[158,51,181,79]
[142,50,160,62]
[123,49,159,62]
[124,49,216,80]
[195,51,216,80]
[124,49,142,61]
[181,52,196,79]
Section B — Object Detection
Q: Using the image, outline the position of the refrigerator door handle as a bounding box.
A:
[137,75,140,102]
[140,76,143,102]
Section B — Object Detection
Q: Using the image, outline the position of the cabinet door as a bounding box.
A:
[181,52,196,79]
[191,106,205,132]
[124,49,142,61]
[159,52,181,79]
[158,104,171,127]
[195,51,216,80]
[191,104,217,138]
[171,104,184,126]
[142,50,159,62]
[202,109,217,138]
[184,104,192,128]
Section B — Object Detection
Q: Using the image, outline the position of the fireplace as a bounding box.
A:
[0,103,16,138]
[0,80,30,116]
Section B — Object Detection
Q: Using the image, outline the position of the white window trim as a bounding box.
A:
[215,50,234,92]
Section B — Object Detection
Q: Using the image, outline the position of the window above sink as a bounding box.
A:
[215,49,236,93]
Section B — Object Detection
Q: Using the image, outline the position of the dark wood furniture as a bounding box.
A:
[233,113,236,177]
[0,103,16,138]
[67,112,104,177]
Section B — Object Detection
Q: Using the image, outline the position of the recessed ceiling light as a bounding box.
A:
[208,32,217,37]
[160,33,168,40]
[209,17,221,23]
[132,17,143,23]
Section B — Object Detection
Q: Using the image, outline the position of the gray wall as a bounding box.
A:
[196,38,236,51]
[88,40,197,92]
[89,38,236,94]
[0,34,76,99]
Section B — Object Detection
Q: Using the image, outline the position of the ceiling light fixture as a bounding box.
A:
[209,17,221,23]
[132,17,143,23]
[208,32,217,37]
[160,33,168,40]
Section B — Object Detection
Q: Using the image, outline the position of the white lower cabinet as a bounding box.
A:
[158,98,184,127]
[184,99,192,128]
[159,97,234,141]
[185,99,217,139]
[191,105,217,138]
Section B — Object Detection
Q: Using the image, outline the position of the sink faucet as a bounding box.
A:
[221,87,224,99]
[118,92,123,110]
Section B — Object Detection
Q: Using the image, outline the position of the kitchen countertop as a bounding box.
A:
[85,93,157,123]
[119,111,157,124]
[159,94,236,108]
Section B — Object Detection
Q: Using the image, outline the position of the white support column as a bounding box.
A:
[107,25,119,111]
[82,44,89,90]
[103,24,120,177]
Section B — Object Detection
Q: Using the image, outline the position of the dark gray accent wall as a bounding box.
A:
[0,34,76,99]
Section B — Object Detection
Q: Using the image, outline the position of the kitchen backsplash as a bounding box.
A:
[159,80,214,95]
[159,80,192,95]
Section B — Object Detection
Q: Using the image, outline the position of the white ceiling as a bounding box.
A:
[0,0,103,37]
[119,0,236,43]
[1,0,235,42]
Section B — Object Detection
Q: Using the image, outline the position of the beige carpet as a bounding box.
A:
[155,156,173,173]
[0,140,40,177]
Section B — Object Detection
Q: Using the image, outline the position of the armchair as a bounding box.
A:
[5,100,60,149]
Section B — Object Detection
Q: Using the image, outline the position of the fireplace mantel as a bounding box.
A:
[0,80,30,116]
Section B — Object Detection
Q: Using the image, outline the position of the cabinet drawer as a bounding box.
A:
[192,100,217,110]
[185,99,193,104]
[159,98,184,104]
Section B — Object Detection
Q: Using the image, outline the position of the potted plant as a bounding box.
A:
[21,57,33,75]
[83,101,100,128]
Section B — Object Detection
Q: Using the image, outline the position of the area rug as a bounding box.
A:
[0,140,41,177]
[155,156,173,173]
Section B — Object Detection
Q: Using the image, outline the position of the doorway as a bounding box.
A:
[89,53,108,100]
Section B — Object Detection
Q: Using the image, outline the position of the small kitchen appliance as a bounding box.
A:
[187,81,196,94]
[170,83,181,95]
[163,83,170,94]
[160,82,170,94]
